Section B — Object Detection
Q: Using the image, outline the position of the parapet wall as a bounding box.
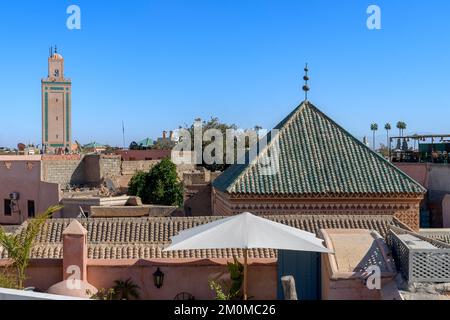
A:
[41,156,84,187]
[122,160,195,178]
[41,154,122,187]
[41,155,195,191]
[121,160,160,175]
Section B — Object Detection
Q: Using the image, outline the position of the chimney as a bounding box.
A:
[163,131,167,140]
[62,220,88,281]
[169,131,174,140]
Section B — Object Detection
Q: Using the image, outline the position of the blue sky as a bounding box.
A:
[0,0,449,147]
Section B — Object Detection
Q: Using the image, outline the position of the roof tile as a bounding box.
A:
[1,215,399,260]
[213,101,425,196]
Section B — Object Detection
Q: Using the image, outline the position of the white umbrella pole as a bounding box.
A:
[243,248,248,300]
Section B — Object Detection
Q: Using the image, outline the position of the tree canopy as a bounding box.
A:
[128,158,183,206]
[179,117,262,172]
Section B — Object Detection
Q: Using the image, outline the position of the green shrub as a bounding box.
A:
[128,158,183,206]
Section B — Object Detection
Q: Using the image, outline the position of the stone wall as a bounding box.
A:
[121,160,160,175]
[41,155,194,194]
[115,149,171,161]
[122,160,195,177]
[41,154,122,188]
[41,155,84,187]
[100,155,122,179]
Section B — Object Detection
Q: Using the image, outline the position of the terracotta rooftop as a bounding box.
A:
[0,215,401,260]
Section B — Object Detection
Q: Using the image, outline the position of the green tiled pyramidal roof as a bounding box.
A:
[213,101,426,196]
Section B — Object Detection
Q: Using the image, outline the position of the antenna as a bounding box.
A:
[302,63,310,101]
[122,121,126,149]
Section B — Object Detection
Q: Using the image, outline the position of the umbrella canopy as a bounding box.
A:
[164,212,331,253]
[164,212,332,300]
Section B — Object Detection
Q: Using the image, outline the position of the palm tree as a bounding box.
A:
[396,121,407,137]
[253,125,262,132]
[113,278,141,300]
[370,123,379,151]
[0,205,62,288]
[384,123,391,148]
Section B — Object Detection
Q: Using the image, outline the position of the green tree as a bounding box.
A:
[113,278,141,300]
[370,123,378,151]
[180,117,266,172]
[128,158,183,206]
[0,205,62,288]
[129,141,139,150]
[396,121,407,137]
[152,139,174,150]
[127,170,147,198]
[180,117,238,171]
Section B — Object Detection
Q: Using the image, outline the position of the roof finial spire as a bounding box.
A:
[302,63,310,101]
[54,45,57,54]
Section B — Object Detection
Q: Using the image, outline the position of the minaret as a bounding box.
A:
[41,47,72,153]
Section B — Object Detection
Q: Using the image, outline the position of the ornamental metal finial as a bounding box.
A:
[302,63,310,101]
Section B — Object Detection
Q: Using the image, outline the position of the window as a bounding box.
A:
[27,200,35,218]
[4,199,12,216]
[56,116,58,121]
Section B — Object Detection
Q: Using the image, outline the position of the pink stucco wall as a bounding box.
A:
[0,156,60,224]
[395,163,450,191]
[25,260,63,291]
[21,258,277,300]
[394,163,428,188]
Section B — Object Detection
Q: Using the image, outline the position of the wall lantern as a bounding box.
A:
[153,267,164,289]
